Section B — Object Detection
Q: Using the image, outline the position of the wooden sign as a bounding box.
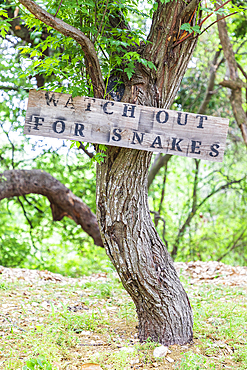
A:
[24,89,229,162]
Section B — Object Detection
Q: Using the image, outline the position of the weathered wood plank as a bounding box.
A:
[24,89,230,162]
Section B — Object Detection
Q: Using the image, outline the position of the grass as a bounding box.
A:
[0,273,246,369]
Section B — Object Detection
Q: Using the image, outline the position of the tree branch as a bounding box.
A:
[0,85,28,92]
[148,154,172,189]
[0,169,103,247]
[143,0,200,107]
[18,0,105,98]
[217,227,247,262]
[179,0,201,20]
[237,63,247,80]
[171,175,246,257]
[216,2,247,146]
[78,142,94,159]
[219,78,247,89]
[198,48,222,115]
[171,158,200,257]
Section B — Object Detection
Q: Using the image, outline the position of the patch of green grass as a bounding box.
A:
[81,276,123,299]
[23,356,52,370]
[186,283,247,369]
[0,281,11,290]
[59,309,109,333]
[92,349,138,370]
[0,279,22,291]
[175,351,215,369]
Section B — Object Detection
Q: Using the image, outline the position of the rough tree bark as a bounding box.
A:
[0,170,103,247]
[96,0,201,345]
[18,0,202,345]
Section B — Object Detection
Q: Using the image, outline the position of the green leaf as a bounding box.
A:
[147,61,157,70]
[180,23,193,32]
[124,61,135,80]
[99,144,107,151]
[191,25,201,34]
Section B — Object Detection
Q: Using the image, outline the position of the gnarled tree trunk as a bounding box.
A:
[97,148,193,344]
[96,0,201,345]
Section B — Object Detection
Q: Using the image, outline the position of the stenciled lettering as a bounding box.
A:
[53,120,65,134]
[84,97,96,112]
[156,110,169,124]
[64,96,75,109]
[45,92,59,106]
[177,112,188,126]
[171,138,183,152]
[209,143,220,157]
[191,140,201,154]
[131,132,145,145]
[150,136,162,149]
[196,115,207,129]
[103,101,114,115]
[122,104,136,118]
[74,123,84,137]
[112,128,122,141]
[32,116,44,130]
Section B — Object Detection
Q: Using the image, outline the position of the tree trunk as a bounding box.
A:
[95,0,202,345]
[96,147,193,344]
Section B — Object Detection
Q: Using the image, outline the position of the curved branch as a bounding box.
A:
[179,0,201,20]
[219,79,247,89]
[148,154,172,189]
[18,0,105,98]
[0,169,103,247]
[197,48,222,115]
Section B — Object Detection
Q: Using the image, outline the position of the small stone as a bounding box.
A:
[153,345,169,358]
[166,356,174,363]
[81,330,92,335]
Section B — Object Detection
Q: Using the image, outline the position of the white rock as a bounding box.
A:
[166,356,174,363]
[153,345,169,358]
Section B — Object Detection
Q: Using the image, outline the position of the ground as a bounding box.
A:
[0,261,247,370]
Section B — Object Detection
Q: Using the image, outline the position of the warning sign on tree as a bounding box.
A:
[24,90,229,162]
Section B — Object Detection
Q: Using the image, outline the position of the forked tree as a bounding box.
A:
[10,0,230,345]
